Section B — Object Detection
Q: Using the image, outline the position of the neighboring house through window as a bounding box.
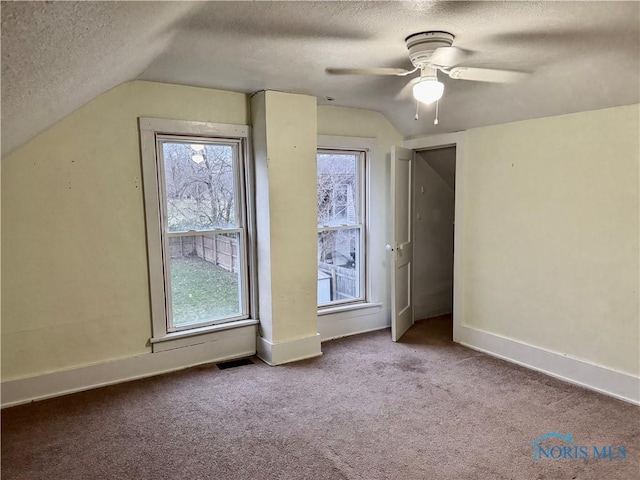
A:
[317,142,368,308]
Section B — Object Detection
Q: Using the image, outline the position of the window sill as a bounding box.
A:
[150,319,259,353]
[317,302,383,317]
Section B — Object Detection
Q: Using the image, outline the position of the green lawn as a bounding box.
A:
[169,256,240,326]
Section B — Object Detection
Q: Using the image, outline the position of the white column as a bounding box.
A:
[251,91,321,365]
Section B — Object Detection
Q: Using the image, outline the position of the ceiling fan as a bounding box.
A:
[327,31,528,109]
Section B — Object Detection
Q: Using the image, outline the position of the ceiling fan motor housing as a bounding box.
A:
[405,31,454,68]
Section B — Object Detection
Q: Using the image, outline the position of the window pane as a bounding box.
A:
[318,228,361,304]
[168,232,242,327]
[162,142,237,231]
[317,153,358,227]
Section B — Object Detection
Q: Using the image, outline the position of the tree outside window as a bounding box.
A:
[317,150,365,306]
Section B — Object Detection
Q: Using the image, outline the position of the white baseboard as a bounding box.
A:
[318,305,389,341]
[415,307,452,321]
[1,324,258,408]
[414,289,453,321]
[257,333,322,365]
[454,324,640,405]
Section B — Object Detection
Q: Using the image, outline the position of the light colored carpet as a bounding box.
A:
[2,316,638,479]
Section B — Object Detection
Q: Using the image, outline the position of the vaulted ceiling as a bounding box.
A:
[2,1,639,157]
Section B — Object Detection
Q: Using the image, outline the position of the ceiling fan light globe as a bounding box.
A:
[413,78,444,104]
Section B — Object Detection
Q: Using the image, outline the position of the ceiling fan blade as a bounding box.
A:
[447,67,529,83]
[428,46,469,67]
[326,67,413,76]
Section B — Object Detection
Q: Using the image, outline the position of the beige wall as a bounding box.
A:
[2,84,401,381]
[7,77,633,386]
[1,81,249,380]
[462,104,639,376]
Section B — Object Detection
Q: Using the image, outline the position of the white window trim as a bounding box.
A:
[139,118,257,351]
[317,301,383,316]
[317,135,376,313]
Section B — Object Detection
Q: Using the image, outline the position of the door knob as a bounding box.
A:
[385,244,394,252]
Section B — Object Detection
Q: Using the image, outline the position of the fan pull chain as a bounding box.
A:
[433,69,440,125]
[414,101,420,120]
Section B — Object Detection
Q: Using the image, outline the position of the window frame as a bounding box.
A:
[316,136,372,310]
[156,135,249,332]
[139,118,258,350]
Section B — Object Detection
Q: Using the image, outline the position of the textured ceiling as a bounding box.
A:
[2,1,639,157]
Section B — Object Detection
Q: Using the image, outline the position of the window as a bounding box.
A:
[317,148,366,307]
[140,118,256,348]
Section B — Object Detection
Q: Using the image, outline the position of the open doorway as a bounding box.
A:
[412,146,456,337]
[390,135,462,343]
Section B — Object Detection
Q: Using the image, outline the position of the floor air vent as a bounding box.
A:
[216,358,254,370]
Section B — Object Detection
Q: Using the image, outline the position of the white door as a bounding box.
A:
[390,146,414,341]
